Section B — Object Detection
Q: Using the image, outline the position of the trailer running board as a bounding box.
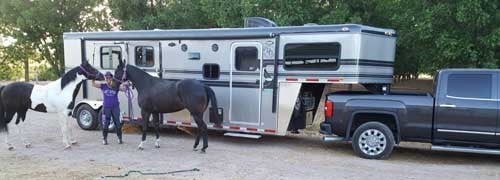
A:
[224,132,262,139]
[322,135,344,142]
[431,145,500,155]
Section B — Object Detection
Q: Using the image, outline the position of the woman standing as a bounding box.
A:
[92,72,123,145]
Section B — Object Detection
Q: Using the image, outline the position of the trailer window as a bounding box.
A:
[447,74,492,99]
[203,64,220,79]
[135,46,154,67]
[235,47,258,71]
[284,43,340,70]
[101,46,122,69]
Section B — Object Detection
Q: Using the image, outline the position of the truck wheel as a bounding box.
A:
[76,104,99,130]
[352,122,395,159]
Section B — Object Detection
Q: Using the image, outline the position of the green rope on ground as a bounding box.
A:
[101,168,200,179]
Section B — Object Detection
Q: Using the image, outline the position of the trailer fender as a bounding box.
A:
[71,100,103,118]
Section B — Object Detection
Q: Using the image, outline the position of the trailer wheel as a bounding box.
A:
[352,122,395,159]
[76,104,99,130]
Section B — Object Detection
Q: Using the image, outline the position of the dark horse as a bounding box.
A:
[113,60,221,152]
[0,61,104,150]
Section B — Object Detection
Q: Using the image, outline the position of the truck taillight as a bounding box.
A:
[325,100,333,118]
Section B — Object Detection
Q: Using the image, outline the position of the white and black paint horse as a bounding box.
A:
[113,60,222,152]
[0,61,104,150]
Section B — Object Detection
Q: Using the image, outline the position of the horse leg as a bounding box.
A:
[65,110,77,145]
[152,113,161,148]
[16,111,31,148]
[138,110,151,150]
[193,127,201,151]
[57,112,71,149]
[3,131,13,151]
[193,114,208,153]
[4,111,15,150]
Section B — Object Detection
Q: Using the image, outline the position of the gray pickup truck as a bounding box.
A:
[320,69,500,159]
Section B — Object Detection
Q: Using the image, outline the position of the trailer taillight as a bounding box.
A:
[324,100,333,118]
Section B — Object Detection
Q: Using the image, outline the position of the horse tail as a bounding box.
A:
[0,85,6,132]
[204,85,221,124]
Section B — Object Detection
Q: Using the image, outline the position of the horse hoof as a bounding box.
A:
[7,146,14,151]
[200,149,206,154]
[25,143,32,148]
[70,141,78,145]
[155,145,160,148]
[64,145,72,150]
[193,148,198,152]
[138,146,144,150]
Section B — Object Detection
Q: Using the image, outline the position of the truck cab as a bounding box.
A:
[321,69,500,159]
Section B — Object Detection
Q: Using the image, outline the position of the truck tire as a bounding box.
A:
[76,104,99,130]
[352,122,395,159]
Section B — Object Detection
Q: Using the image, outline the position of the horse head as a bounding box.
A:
[79,61,104,81]
[113,60,127,83]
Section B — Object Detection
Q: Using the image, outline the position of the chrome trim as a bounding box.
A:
[437,129,495,136]
[439,104,456,108]
[446,95,498,102]
[432,145,500,155]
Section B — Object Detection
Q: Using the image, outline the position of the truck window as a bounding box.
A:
[101,46,122,69]
[135,46,154,67]
[284,43,340,70]
[235,46,258,71]
[447,74,492,99]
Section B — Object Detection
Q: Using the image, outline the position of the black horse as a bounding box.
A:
[0,61,104,150]
[113,60,221,152]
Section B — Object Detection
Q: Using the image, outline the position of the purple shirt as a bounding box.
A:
[100,84,119,108]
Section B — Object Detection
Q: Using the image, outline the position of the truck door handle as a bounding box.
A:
[439,104,456,108]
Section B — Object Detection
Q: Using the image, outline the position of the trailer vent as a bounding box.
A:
[244,17,277,28]
[203,63,220,79]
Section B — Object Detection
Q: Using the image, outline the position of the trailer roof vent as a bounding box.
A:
[244,17,277,28]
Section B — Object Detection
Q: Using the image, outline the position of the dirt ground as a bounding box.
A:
[1,111,500,180]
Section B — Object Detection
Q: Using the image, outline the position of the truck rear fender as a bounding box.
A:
[347,111,401,143]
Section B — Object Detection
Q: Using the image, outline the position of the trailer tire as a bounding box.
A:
[76,104,99,130]
[352,122,394,159]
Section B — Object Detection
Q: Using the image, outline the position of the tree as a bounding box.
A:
[106,0,500,79]
[0,0,112,79]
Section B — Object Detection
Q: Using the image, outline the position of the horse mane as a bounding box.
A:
[126,64,155,80]
[124,64,156,90]
[61,67,80,89]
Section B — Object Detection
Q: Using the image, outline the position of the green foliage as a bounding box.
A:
[0,0,497,80]
[107,0,499,78]
[34,65,58,81]
[0,0,111,77]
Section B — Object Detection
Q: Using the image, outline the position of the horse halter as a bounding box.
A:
[114,65,128,83]
[79,65,99,79]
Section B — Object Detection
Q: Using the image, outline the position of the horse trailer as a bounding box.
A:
[63,18,396,138]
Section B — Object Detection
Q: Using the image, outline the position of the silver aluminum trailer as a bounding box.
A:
[64,22,396,137]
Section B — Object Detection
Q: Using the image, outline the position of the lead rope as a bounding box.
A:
[100,168,200,179]
[122,66,135,121]
[124,82,134,120]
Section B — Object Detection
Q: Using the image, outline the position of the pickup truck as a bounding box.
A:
[320,69,500,159]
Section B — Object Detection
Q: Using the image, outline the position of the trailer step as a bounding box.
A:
[431,145,500,155]
[224,132,262,139]
[322,135,343,142]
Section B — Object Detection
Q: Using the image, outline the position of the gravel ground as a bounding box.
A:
[1,111,500,180]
